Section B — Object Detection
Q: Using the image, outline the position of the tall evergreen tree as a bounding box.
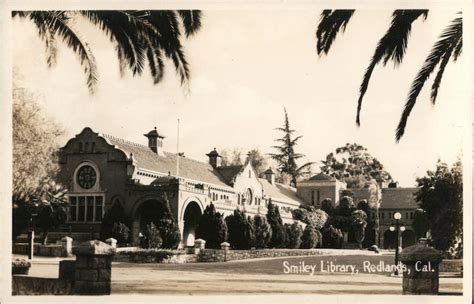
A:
[225,209,255,250]
[195,203,228,249]
[266,201,287,248]
[269,108,313,186]
[253,214,272,249]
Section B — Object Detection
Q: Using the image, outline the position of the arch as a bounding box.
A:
[402,229,416,248]
[182,201,203,247]
[72,160,102,192]
[179,196,204,221]
[130,196,168,245]
[383,229,397,249]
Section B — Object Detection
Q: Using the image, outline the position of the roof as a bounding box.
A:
[308,172,336,181]
[216,165,243,185]
[264,168,275,174]
[381,187,419,209]
[259,178,302,205]
[101,133,229,187]
[144,127,165,138]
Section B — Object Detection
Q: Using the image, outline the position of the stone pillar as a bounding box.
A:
[194,239,206,255]
[27,230,35,260]
[221,242,230,262]
[105,238,117,249]
[61,236,73,257]
[399,239,443,295]
[72,240,116,295]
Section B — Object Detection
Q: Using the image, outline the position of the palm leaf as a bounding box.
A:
[396,15,462,141]
[356,10,428,126]
[178,10,202,37]
[316,10,355,55]
[430,50,452,104]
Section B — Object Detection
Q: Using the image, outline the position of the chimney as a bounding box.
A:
[264,167,275,185]
[206,148,222,168]
[144,127,165,156]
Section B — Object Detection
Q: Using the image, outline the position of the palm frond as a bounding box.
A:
[316,9,355,55]
[29,11,98,93]
[178,10,202,37]
[430,50,452,104]
[356,10,428,126]
[396,16,462,141]
[452,36,462,61]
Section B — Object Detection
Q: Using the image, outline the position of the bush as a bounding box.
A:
[301,225,319,249]
[286,222,303,249]
[117,249,176,263]
[12,258,31,275]
[351,210,368,249]
[226,209,255,249]
[266,201,287,248]
[337,196,354,216]
[322,225,343,248]
[100,202,128,242]
[111,222,131,245]
[321,198,334,216]
[253,214,272,249]
[195,203,228,249]
[144,222,162,249]
[156,204,181,249]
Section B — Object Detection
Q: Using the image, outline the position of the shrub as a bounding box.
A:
[266,201,287,248]
[322,225,343,249]
[156,203,181,249]
[412,208,429,239]
[144,222,162,249]
[100,202,128,242]
[286,222,303,249]
[321,198,334,216]
[253,214,272,249]
[195,203,228,249]
[337,196,354,216]
[226,209,255,249]
[301,225,319,249]
[111,222,130,245]
[12,258,31,275]
[351,210,368,249]
[117,249,176,263]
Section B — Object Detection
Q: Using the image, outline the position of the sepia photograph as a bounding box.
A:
[1,2,471,302]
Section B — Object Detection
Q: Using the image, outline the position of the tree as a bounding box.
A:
[412,208,430,239]
[321,198,335,216]
[246,149,269,175]
[145,222,163,249]
[337,196,355,217]
[316,10,462,141]
[156,200,182,249]
[225,209,255,250]
[415,160,462,251]
[320,143,392,186]
[253,214,272,249]
[285,222,303,249]
[269,108,313,186]
[301,225,320,249]
[110,223,131,245]
[100,202,129,242]
[220,148,244,166]
[266,201,287,248]
[195,203,228,249]
[13,10,202,93]
[351,209,368,249]
[34,181,68,244]
[291,207,328,230]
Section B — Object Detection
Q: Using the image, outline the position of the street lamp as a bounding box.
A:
[389,212,405,275]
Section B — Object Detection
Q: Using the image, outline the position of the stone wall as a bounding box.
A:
[13,243,67,257]
[12,276,73,295]
[439,259,463,273]
[198,248,327,263]
[113,251,197,263]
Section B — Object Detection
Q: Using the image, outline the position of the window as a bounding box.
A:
[410,212,414,219]
[68,195,105,223]
[406,212,409,219]
[311,191,315,205]
[381,212,385,220]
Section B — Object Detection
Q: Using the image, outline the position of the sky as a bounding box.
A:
[12,9,466,186]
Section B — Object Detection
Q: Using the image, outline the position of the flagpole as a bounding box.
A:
[176,118,180,178]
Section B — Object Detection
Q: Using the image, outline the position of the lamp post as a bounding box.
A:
[389,212,405,275]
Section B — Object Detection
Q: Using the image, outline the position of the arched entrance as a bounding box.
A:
[182,202,202,247]
[402,229,416,248]
[132,199,168,245]
[383,230,397,249]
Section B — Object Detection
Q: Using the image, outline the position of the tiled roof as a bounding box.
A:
[216,165,243,185]
[101,133,229,188]
[259,178,302,205]
[308,172,336,181]
[381,188,419,209]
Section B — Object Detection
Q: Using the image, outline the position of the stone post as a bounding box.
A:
[220,242,230,262]
[194,239,206,255]
[105,238,117,249]
[399,239,443,295]
[27,230,35,260]
[72,240,116,295]
[61,236,73,257]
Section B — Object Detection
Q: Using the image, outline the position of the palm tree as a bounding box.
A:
[316,10,462,141]
[12,10,202,94]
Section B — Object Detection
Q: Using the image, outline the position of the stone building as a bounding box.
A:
[56,127,302,247]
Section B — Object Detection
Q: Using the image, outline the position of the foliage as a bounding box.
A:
[291,207,328,230]
[100,202,129,242]
[246,149,269,175]
[415,160,463,251]
[266,201,287,248]
[322,225,343,249]
[220,148,244,166]
[111,222,131,245]
[285,222,303,249]
[269,108,313,186]
[357,200,370,215]
[195,203,228,249]
[156,199,182,249]
[301,225,320,249]
[12,258,31,275]
[13,10,202,93]
[321,198,335,216]
[144,222,163,249]
[412,208,430,239]
[320,143,392,186]
[117,249,177,263]
[226,209,255,250]
[316,10,462,141]
[351,210,368,249]
[327,215,352,233]
[337,196,355,216]
[253,214,272,249]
